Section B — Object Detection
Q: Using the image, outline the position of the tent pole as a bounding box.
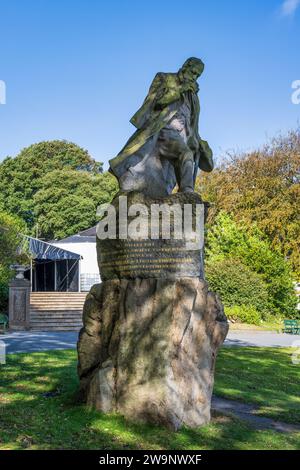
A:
[54,261,57,292]
[44,262,46,291]
[78,260,81,293]
[30,259,33,292]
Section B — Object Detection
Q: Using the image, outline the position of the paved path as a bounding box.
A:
[225,330,300,348]
[0,331,78,354]
[1,330,300,354]
[211,396,300,433]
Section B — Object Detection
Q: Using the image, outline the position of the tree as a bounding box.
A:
[205,212,297,317]
[0,140,103,229]
[196,129,300,276]
[0,211,28,312]
[33,170,118,239]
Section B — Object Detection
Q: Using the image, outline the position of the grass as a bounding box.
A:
[214,346,300,425]
[0,348,299,450]
[229,320,284,332]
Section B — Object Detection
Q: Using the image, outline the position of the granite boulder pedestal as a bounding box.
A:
[77,192,228,430]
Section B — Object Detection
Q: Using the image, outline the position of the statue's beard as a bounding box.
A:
[178,70,199,87]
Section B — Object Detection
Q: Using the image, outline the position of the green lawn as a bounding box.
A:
[0,347,299,450]
[215,347,300,425]
[229,320,283,332]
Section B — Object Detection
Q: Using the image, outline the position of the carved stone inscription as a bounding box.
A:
[98,238,203,280]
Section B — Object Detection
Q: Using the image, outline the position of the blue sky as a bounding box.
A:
[0,0,299,168]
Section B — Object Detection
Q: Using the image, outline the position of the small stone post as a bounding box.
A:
[9,265,31,330]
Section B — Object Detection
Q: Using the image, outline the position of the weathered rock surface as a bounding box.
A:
[77,277,228,430]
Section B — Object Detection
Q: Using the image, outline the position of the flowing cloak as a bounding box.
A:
[109,72,214,179]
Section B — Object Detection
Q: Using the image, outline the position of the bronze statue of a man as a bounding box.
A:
[109,57,213,197]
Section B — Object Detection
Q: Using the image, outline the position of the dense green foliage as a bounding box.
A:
[33,170,118,239]
[206,258,269,315]
[224,305,261,325]
[205,212,297,318]
[0,211,28,312]
[0,349,299,450]
[0,140,101,226]
[0,140,118,239]
[197,129,300,276]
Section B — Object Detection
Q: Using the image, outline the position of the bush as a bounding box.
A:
[206,258,269,315]
[225,304,261,325]
[206,212,297,317]
[0,282,8,314]
[0,211,29,313]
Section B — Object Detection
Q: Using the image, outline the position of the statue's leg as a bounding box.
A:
[177,149,194,192]
[158,129,195,193]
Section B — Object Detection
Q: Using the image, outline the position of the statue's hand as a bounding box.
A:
[187,135,200,151]
[154,86,181,109]
[181,80,198,94]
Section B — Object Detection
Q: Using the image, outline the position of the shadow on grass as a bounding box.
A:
[214,347,300,424]
[0,349,299,450]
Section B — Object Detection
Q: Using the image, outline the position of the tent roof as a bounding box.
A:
[51,225,97,244]
[27,236,82,261]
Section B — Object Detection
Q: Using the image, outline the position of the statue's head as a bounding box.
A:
[178,57,204,82]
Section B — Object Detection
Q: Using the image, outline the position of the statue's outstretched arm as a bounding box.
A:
[130,73,165,128]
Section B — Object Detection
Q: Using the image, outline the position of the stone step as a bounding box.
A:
[30,294,87,298]
[30,291,87,294]
[30,299,84,305]
[30,317,82,323]
[30,310,83,313]
[31,300,85,303]
[31,302,84,303]
[30,298,87,302]
[30,311,82,315]
[30,319,82,324]
[30,311,82,316]
[30,296,85,302]
[29,292,86,330]
[30,325,81,331]
[30,304,83,312]
[30,312,82,317]
[30,321,82,326]
[30,299,86,306]
[30,296,87,298]
[30,315,82,320]
[30,300,87,302]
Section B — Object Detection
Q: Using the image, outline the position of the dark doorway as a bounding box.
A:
[56,259,79,292]
[28,259,79,292]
